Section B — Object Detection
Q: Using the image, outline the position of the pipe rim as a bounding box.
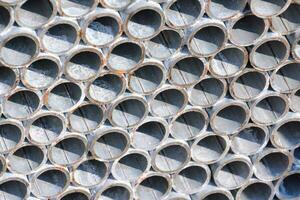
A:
[250,0,292,18]
[206,0,247,20]
[57,187,91,200]
[0,65,19,97]
[95,180,134,200]
[275,170,300,199]
[0,5,14,34]
[58,0,98,18]
[236,179,275,200]
[0,175,30,200]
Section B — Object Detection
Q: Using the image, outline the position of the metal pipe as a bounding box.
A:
[250,0,291,18]
[39,17,80,55]
[111,149,151,182]
[0,156,6,178]
[0,0,21,5]
[128,58,166,95]
[131,116,169,151]
[43,79,85,113]
[134,171,172,200]
[15,0,57,28]
[206,0,247,20]
[290,87,300,113]
[228,12,269,46]
[163,0,205,29]
[57,186,91,200]
[191,132,230,164]
[108,93,148,128]
[190,182,234,200]
[0,65,19,96]
[94,179,133,200]
[292,146,300,165]
[231,123,269,156]
[252,147,293,181]
[151,139,190,173]
[71,157,109,188]
[170,106,208,140]
[270,61,300,93]
[163,192,191,200]
[48,133,88,166]
[30,164,70,199]
[58,0,98,18]
[189,75,227,108]
[275,171,300,200]
[144,27,183,61]
[290,30,300,61]
[0,5,13,34]
[149,84,188,118]
[172,162,210,194]
[7,143,47,175]
[90,127,130,161]
[211,154,253,190]
[209,44,247,78]
[0,173,30,200]
[100,0,133,10]
[229,68,269,101]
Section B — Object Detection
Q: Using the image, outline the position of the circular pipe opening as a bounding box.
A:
[251,0,291,18]
[127,8,163,39]
[192,133,229,164]
[23,57,60,90]
[0,122,23,153]
[129,63,164,94]
[293,146,300,163]
[98,184,131,200]
[170,109,207,140]
[0,6,11,33]
[190,77,226,107]
[0,66,17,96]
[65,50,102,82]
[272,120,300,149]
[170,57,205,86]
[290,88,300,112]
[88,73,125,104]
[207,0,247,20]
[108,41,143,72]
[210,46,246,78]
[60,191,89,200]
[73,158,108,188]
[91,130,130,161]
[165,0,203,28]
[45,81,83,112]
[271,3,300,35]
[16,0,55,28]
[276,172,300,199]
[49,136,86,166]
[251,39,289,71]
[4,90,40,119]
[101,0,131,10]
[8,144,45,174]
[237,181,273,200]
[145,29,182,60]
[202,193,231,200]
[151,88,187,118]
[293,39,300,60]
[0,180,28,200]
[230,14,267,46]
[1,35,38,66]
[230,70,268,101]
[59,0,96,17]
[271,62,300,93]
[110,97,147,128]
[42,22,78,54]
[231,125,268,156]
[189,25,226,56]
[68,104,104,133]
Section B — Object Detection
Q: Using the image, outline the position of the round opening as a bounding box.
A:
[210,47,246,77]
[1,36,37,66]
[278,173,300,199]
[213,105,247,134]
[28,114,64,145]
[100,185,130,200]
[0,6,11,32]
[230,15,266,45]
[46,82,82,112]
[252,95,287,124]
[208,0,247,19]
[155,144,188,172]
[171,57,205,86]
[66,50,102,81]
[8,145,45,174]
[69,104,104,133]
[60,192,89,200]
[293,146,300,163]
[0,180,27,200]
[151,89,186,118]
[31,169,68,198]
[190,26,225,56]
[274,121,300,149]
[190,77,225,107]
[145,29,181,60]
[127,8,162,39]
[0,123,22,153]
[88,73,124,103]
[86,16,120,46]
[92,131,129,161]
[252,40,288,70]
[108,42,143,71]
[17,0,54,28]
[60,0,95,17]
[0,66,17,96]
[192,134,228,164]
[50,137,86,166]
[231,125,267,155]
[43,23,77,54]
[251,0,290,17]
[73,159,108,187]
[255,152,289,181]
[166,0,202,27]
[23,58,59,89]
[4,90,40,119]
[203,193,231,200]
[231,71,267,101]
[111,98,147,127]
[129,64,164,94]
[136,175,169,200]
[239,182,272,200]
[290,89,300,112]
[132,120,167,151]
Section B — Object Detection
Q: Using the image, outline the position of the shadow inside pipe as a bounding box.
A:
[61,192,89,200]
[156,145,187,171]
[279,173,300,199]
[62,0,94,7]
[0,180,27,200]
[0,67,16,95]
[240,182,272,200]
[31,115,63,137]
[0,6,10,32]
[276,121,300,148]
[138,176,169,198]
[101,186,130,200]
[203,193,230,200]
[0,124,22,152]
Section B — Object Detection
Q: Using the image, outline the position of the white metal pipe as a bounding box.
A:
[206,0,247,20]
[0,5,14,34]
[100,0,133,10]
[290,87,300,113]
[57,0,98,18]
[57,186,91,200]
[250,0,291,18]
[0,65,19,97]
[0,173,30,200]
[190,182,234,200]
[275,170,300,199]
